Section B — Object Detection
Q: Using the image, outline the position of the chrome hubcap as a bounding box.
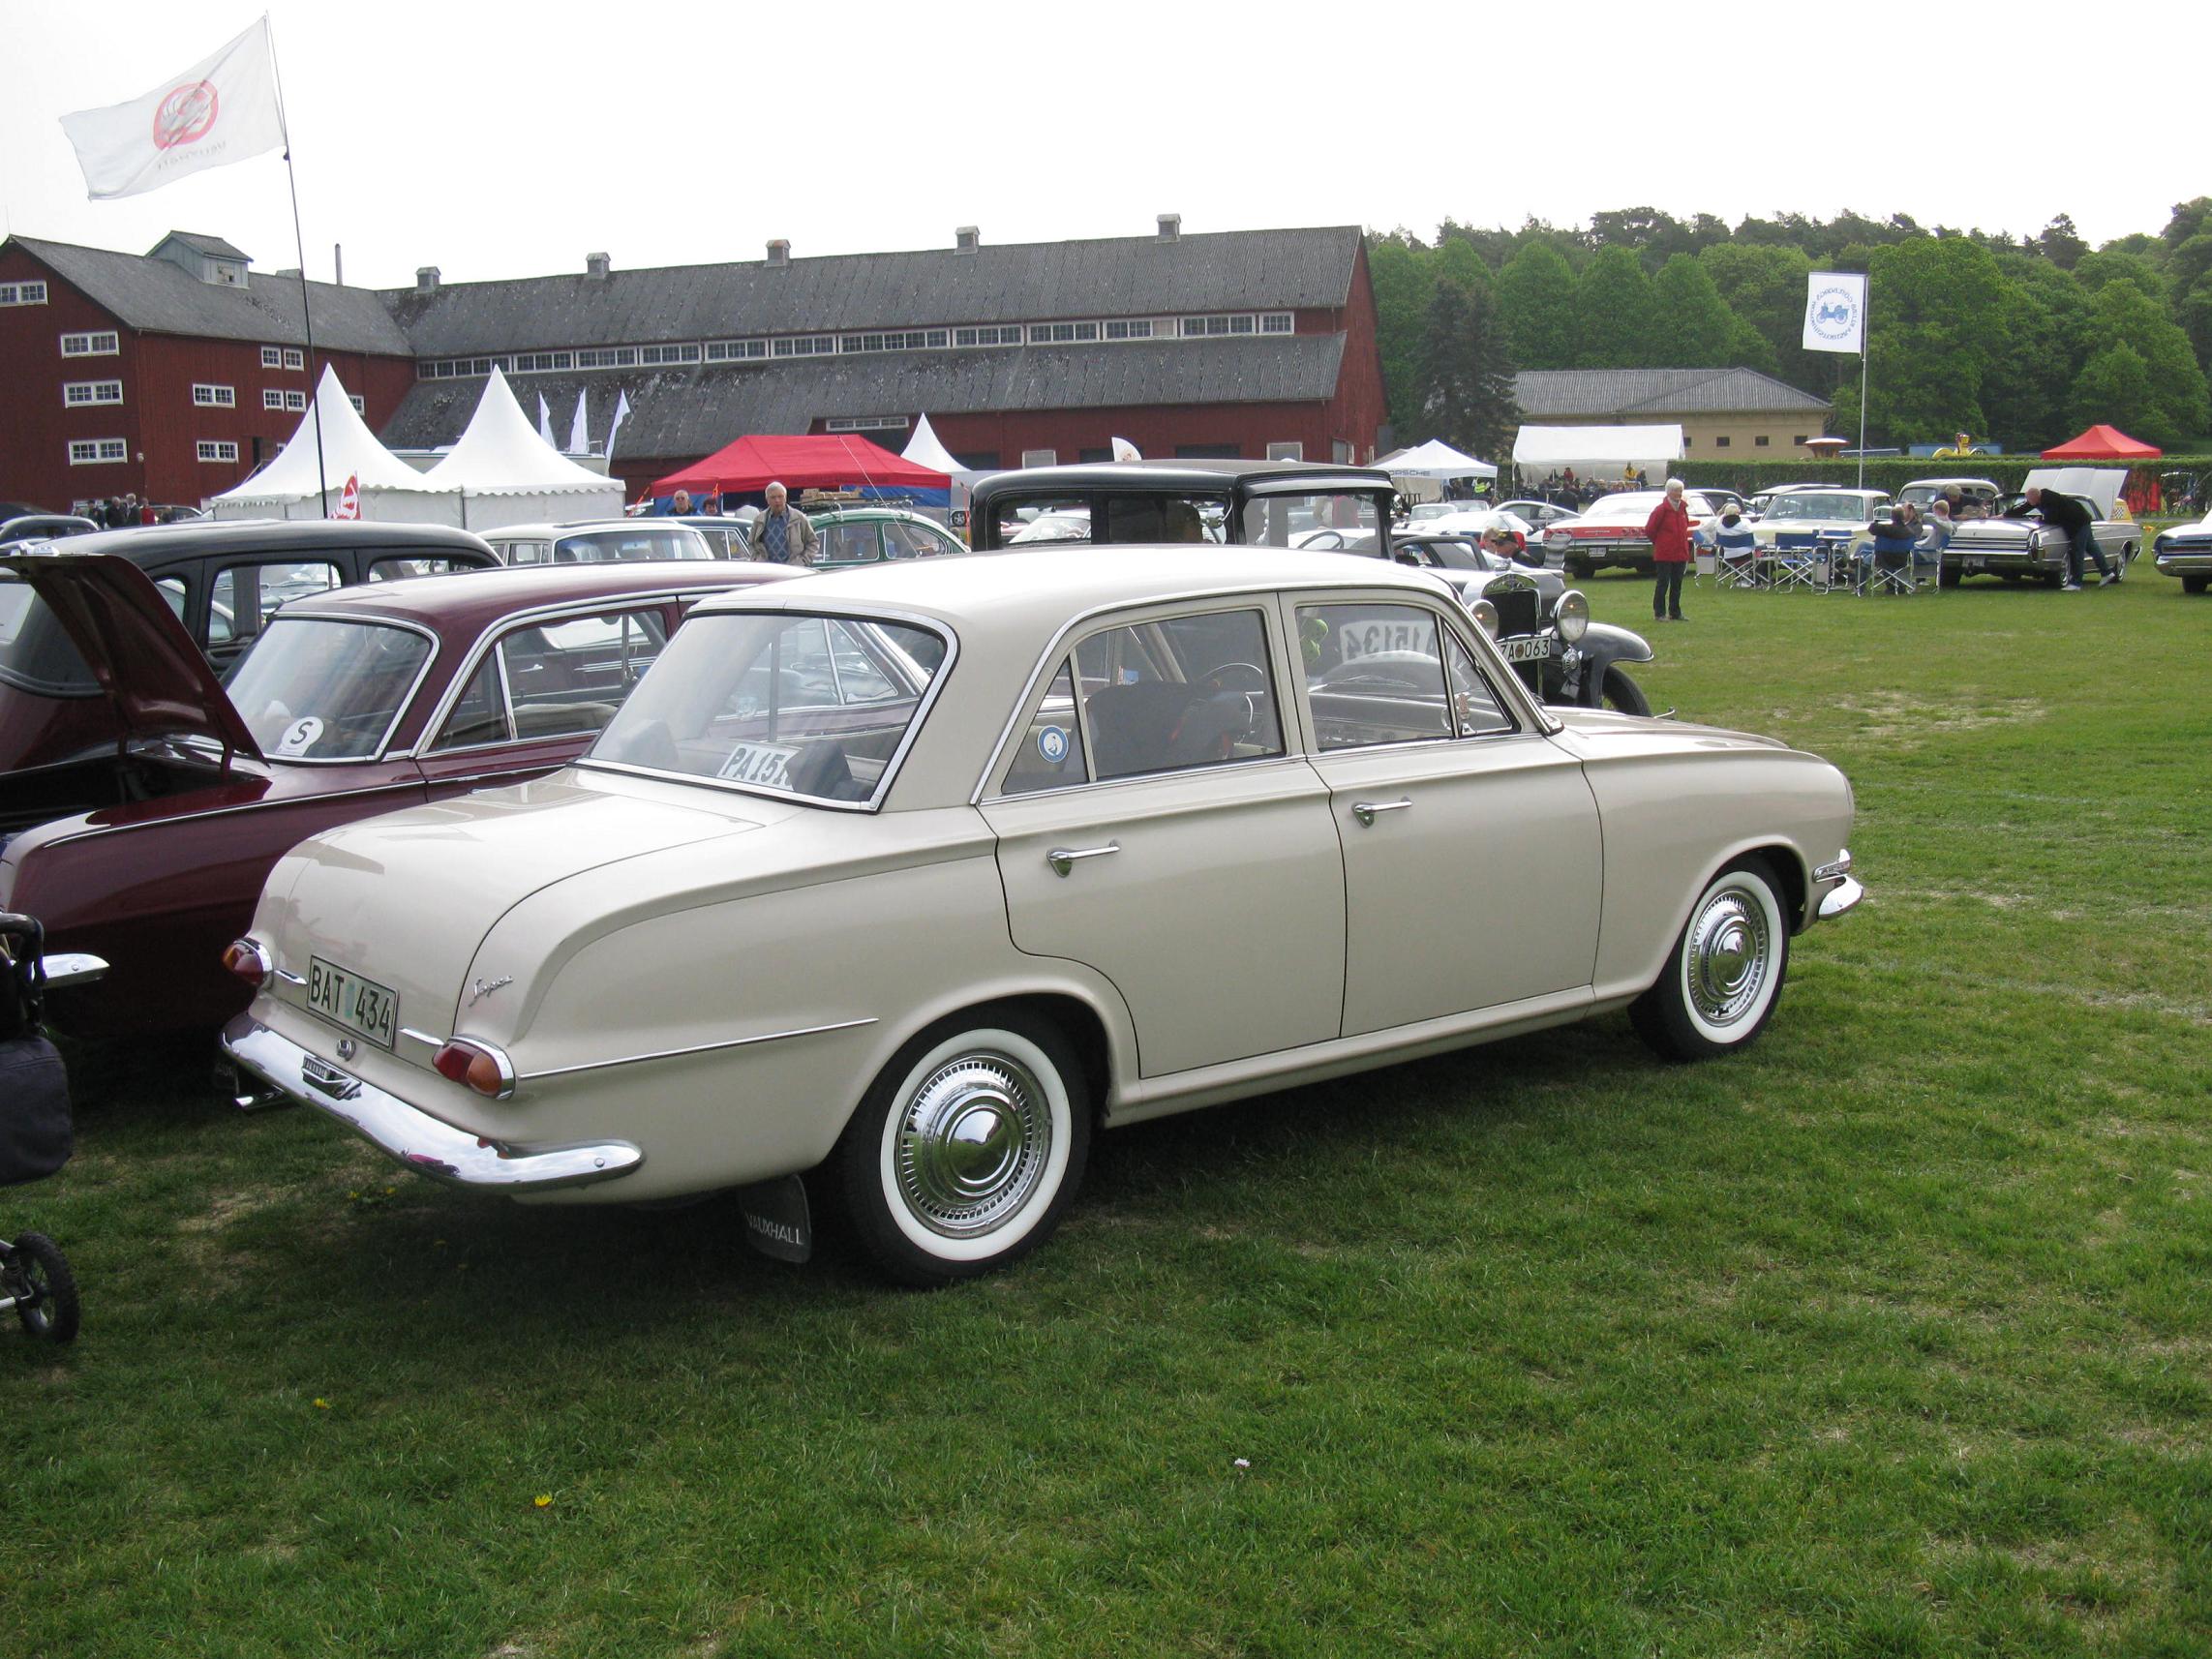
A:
[1687,890,1770,1026]
[895,1053,1050,1238]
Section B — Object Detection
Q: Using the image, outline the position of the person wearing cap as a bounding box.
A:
[1643,478,1695,621]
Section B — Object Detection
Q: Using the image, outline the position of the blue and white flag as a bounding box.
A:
[1803,272,1867,354]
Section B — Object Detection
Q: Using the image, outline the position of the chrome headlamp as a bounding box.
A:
[1554,589,1590,644]
[1469,597,1500,637]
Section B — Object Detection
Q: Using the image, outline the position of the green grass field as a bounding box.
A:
[6,568,2207,1658]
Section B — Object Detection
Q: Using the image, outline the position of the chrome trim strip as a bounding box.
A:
[1813,849,1852,883]
[275,967,307,986]
[38,951,107,989]
[519,1015,879,1082]
[572,604,959,815]
[221,1013,642,1191]
[398,1026,444,1050]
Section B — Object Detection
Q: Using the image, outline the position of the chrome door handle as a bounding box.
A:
[1046,842,1120,877]
[1351,798,1412,827]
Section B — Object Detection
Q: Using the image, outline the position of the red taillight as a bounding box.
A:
[433,1039,513,1099]
[223,938,271,988]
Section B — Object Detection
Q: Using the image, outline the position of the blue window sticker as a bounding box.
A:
[1037,725,1071,766]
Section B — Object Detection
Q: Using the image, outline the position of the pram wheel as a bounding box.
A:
[5,1233,78,1344]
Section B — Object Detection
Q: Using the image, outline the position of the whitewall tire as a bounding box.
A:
[1631,860,1791,1061]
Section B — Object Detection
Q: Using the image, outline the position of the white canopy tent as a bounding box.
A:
[1372,437,1499,479]
[1511,424,1684,478]
[423,367,626,530]
[211,367,460,522]
[902,412,986,527]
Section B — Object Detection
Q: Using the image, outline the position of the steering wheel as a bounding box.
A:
[1204,661,1269,694]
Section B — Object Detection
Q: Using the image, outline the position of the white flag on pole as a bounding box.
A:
[537,394,556,446]
[604,391,632,463]
[1802,272,1868,354]
[60,17,287,201]
[568,391,590,456]
[1110,437,1142,462]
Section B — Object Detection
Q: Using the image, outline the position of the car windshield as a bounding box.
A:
[587,611,948,805]
[226,618,433,761]
[1767,493,1880,522]
[0,583,100,696]
[551,527,711,562]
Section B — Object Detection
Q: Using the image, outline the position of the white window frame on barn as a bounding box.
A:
[824,416,910,434]
[0,281,49,306]
[263,389,286,409]
[197,439,239,464]
[1265,441,1304,462]
[1020,449,1058,468]
[260,346,283,368]
[64,380,124,407]
[282,348,304,370]
[60,330,120,357]
[349,395,366,415]
[284,390,307,411]
[68,437,128,465]
[192,383,235,408]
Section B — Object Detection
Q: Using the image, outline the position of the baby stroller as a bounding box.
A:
[1,913,79,1344]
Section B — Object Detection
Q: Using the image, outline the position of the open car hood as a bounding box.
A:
[0,552,262,764]
[2023,468,2125,518]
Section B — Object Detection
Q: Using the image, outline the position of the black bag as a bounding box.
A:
[0,1038,73,1187]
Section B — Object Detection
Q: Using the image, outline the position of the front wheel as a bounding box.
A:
[1598,665,1651,716]
[837,1012,1090,1286]
[1630,860,1791,1062]
[2184,574,2208,595]
[7,1233,79,1343]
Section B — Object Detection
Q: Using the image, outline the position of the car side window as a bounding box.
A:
[211,560,343,640]
[495,608,669,741]
[1297,603,1467,751]
[884,519,950,558]
[1070,608,1284,783]
[1440,628,1515,737]
[433,655,509,749]
[1000,658,1089,796]
[154,576,188,622]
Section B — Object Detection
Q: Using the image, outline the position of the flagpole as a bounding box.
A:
[1857,278,1869,492]
[264,15,328,514]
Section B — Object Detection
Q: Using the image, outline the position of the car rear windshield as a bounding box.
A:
[1769,493,1879,521]
[552,528,712,562]
[586,611,948,805]
[225,618,433,761]
[0,584,105,697]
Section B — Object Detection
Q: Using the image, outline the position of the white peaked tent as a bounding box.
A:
[211,367,460,522]
[424,367,626,529]
[1372,437,1499,480]
[900,413,963,474]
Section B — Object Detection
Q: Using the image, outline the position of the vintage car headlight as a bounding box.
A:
[1554,589,1590,644]
[1469,597,1500,637]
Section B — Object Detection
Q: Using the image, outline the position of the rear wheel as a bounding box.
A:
[837,1011,1090,1286]
[7,1234,79,1344]
[1599,665,1651,716]
[1630,860,1791,1062]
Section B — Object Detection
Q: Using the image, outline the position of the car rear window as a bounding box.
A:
[226,618,433,760]
[587,611,947,805]
[552,528,711,562]
[0,585,98,696]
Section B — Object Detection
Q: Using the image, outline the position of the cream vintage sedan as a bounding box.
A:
[220,550,1863,1283]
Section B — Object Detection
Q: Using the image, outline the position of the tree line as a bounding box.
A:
[1371,200,2212,458]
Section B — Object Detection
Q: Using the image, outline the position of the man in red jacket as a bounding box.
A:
[1644,478,1695,621]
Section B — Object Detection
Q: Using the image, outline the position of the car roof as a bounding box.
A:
[274,559,799,633]
[972,459,1393,497]
[482,519,698,537]
[49,517,498,565]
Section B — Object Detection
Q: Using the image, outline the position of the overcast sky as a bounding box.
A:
[3,0,2198,291]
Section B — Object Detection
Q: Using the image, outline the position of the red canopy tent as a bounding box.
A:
[2041,424,2162,460]
[650,434,949,502]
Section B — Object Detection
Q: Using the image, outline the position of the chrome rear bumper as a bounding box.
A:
[221,1012,642,1192]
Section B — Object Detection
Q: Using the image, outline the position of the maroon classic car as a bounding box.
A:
[0,553,798,1037]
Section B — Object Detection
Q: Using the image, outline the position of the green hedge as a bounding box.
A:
[1668,455,2212,497]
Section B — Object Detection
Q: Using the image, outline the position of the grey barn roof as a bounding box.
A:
[382,226,1365,356]
[381,335,1349,460]
[157,230,252,261]
[1513,368,1830,418]
[8,234,412,356]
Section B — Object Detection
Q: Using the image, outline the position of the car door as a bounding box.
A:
[413,601,675,796]
[980,601,1346,1078]
[1290,593,1601,1037]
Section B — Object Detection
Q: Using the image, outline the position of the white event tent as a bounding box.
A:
[423,367,626,530]
[211,367,458,522]
[902,412,986,525]
[1373,437,1499,479]
[1511,424,1685,478]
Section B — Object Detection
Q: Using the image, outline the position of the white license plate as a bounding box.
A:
[307,955,398,1049]
[1500,636,1551,663]
[719,740,800,787]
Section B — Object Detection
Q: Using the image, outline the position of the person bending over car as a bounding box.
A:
[2024,485,2116,589]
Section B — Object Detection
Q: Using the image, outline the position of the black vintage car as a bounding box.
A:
[968,461,1654,713]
